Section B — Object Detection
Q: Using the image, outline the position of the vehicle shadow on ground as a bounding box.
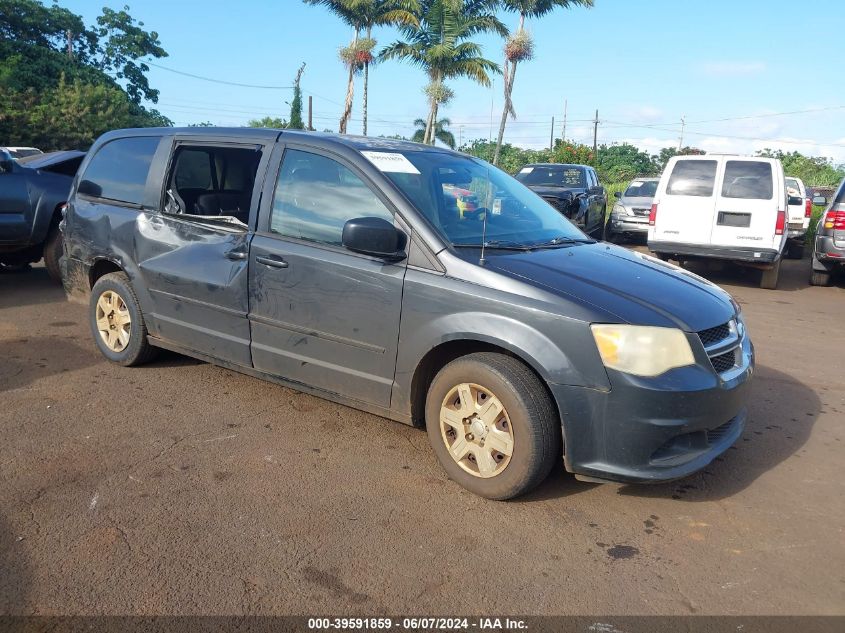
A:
[0,337,97,394]
[615,364,821,502]
[0,512,31,614]
[0,266,66,309]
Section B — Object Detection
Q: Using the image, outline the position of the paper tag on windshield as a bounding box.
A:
[361,151,420,174]
[519,167,534,174]
[630,180,644,187]
[492,198,502,215]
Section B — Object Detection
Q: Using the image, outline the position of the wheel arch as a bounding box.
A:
[88,258,125,289]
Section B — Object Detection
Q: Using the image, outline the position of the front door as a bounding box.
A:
[136,138,271,366]
[249,145,406,408]
[0,167,32,243]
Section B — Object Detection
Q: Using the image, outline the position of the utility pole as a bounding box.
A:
[459,125,464,149]
[561,99,567,142]
[66,30,73,58]
[308,95,313,131]
[678,116,686,151]
[592,109,599,164]
[550,116,555,150]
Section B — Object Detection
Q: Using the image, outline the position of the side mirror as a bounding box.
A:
[614,191,622,199]
[813,195,827,206]
[77,179,102,198]
[590,185,605,196]
[342,217,407,261]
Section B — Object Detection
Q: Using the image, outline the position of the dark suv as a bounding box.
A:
[810,179,845,286]
[62,128,754,500]
[514,163,606,239]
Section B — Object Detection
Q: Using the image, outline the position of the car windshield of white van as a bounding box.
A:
[721,161,773,199]
[666,160,717,197]
[378,152,589,248]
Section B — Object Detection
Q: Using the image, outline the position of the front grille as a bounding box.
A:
[710,350,737,373]
[632,207,650,217]
[698,323,731,347]
[706,419,735,444]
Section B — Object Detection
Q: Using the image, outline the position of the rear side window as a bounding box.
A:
[81,137,159,205]
[666,160,718,197]
[721,161,773,199]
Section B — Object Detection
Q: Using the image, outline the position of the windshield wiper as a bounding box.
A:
[531,236,595,248]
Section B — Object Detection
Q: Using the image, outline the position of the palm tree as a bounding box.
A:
[412,117,456,148]
[381,0,507,145]
[492,0,593,165]
[304,1,418,135]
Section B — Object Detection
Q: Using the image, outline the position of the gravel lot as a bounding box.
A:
[1,254,843,616]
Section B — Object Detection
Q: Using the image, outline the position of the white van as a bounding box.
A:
[785,175,812,258]
[648,155,788,289]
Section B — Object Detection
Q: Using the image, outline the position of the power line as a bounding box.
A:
[146,61,294,89]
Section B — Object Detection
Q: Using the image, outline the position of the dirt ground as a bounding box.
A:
[0,255,843,616]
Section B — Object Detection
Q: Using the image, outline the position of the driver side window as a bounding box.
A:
[269,149,393,246]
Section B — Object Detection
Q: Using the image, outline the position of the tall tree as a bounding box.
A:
[289,62,306,129]
[381,0,506,145]
[411,116,455,148]
[493,0,592,165]
[304,0,418,135]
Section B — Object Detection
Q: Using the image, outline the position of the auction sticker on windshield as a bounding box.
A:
[361,151,420,174]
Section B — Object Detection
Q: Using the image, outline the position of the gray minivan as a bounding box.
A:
[61,128,754,499]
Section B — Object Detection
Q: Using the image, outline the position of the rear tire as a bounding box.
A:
[786,241,805,260]
[43,225,63,283]
[810,270,832,286]
[425,352,560,500]
[90,272,158,366]
[760,258,782,289]
[653,252,669,262]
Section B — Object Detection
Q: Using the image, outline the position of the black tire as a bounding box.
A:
[89,272,158,366]
[810,270,832,286]
[654,252,670,262]
[43,224,63,283]
[604,219,618,243]
[424,352,560,500]
[760,258,781,290]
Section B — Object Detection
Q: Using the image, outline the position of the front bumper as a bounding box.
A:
[551,332,754,483]
[648,240,779,264]
[610,214,649,234]
[61,255,91,304]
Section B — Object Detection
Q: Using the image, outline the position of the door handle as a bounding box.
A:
[224,249,248,261]
[255,255,289,269]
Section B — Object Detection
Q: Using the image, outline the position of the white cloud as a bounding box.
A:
[698,61,766,77]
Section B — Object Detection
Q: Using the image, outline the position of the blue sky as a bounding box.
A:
[64,0,845,162]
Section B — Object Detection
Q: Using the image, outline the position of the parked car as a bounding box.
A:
[1,146,43,160]
[605,177,658,242]
[784,176,812,258]
[648,155,789,289]
[809,178,845,286]
[62,128,753,500]
[0,149,85,280]
[514,163,606,239]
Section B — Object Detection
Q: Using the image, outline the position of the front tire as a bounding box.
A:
[810,270,832,286]
[89,272,158,366]
[425,352,560,500]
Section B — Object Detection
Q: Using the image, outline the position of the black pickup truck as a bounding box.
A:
[514,163,606,239]
[0,149,85,280]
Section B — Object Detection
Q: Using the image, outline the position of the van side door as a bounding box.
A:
[653,158,720,245]
[248,143,407,408]
[134,137,273,366]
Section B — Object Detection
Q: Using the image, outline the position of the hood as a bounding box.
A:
[480,243,735,332]
[526,184,585,198]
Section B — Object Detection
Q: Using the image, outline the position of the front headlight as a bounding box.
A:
[612,202,629,216]
[590,324,695,377]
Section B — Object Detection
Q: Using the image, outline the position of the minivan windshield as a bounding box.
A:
[514,165,587,188]
[376,152,589,248]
